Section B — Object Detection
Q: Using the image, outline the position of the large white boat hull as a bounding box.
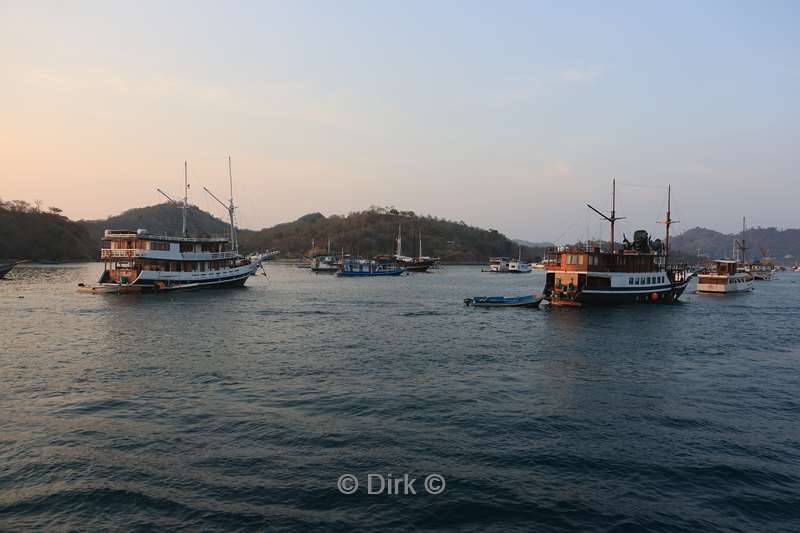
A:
[697,273,753,293]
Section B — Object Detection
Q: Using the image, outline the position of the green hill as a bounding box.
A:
[13,197,797,265]
[239,207,531,262]
[0,200,96,261]
[80,202,231,244]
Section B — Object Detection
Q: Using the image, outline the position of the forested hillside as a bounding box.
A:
[6,197,796,264]
[239,207,533,262]
[0,200,96,260]
[80,203,231,244]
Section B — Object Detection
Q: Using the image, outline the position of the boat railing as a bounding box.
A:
[101,249,239,260]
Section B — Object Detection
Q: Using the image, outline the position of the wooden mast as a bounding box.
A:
[736,216,747,265]
[396,224,402,256]
[658,185,678,266]
[587,178,625,253]
[203,156,239,253]
[228,156,238,253]
[156,161,190,237]
[182,161,189,237]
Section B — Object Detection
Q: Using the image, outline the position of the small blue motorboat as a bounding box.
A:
[464,294,542,308]
[336,256,406,277]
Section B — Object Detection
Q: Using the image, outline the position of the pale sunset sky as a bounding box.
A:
[1,1,797,242]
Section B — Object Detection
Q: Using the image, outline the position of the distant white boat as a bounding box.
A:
[311,255,338,273]
[484,244,531,273]
[697,260,753,293]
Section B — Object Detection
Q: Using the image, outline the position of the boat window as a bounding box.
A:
[150,242,170,251]
[629,277,634,284]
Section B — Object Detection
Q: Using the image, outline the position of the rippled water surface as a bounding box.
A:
[2,263,800,532]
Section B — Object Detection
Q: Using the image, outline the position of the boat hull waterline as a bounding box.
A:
[337,269,405,277]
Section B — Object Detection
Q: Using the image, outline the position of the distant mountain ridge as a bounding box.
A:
[3,197,799,264]
[514,239,555,249]
[671,226,800,262]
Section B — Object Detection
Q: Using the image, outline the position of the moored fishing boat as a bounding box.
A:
[748,266,773,281]
[311,255,339,273]
[747,256,775,281]
[309,238,338,273]
[697,260,753,293]
[698,218,755,293]
[337,255,405,277]
[464,294,542,308]
[484,244,532,273]
[377,225,435,272]
[543,181,692,306]
[80,159,264,293]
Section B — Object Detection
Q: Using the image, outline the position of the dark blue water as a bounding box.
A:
[2,264,800,532]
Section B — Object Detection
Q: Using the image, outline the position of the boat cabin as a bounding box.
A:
[709,260,737,275]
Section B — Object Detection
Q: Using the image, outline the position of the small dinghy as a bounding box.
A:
[78,283,142,294]
[464,294,542,308]
[0,260,26,279]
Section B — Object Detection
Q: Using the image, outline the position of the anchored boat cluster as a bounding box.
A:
[466,181,770,308]
[58,169,779,304]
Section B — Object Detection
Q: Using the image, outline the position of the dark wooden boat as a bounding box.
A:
[0,261,24,279]
[0,263,15,279]
[543,181,692,306]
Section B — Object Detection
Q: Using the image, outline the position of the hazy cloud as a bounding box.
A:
[558,65,605,84]
[551,162,573,177]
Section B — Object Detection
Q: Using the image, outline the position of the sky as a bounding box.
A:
[1,0,798,243]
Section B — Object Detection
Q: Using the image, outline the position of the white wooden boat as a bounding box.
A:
[79,159,264,293]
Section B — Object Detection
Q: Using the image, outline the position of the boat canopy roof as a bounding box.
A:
[103,229,230,244]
